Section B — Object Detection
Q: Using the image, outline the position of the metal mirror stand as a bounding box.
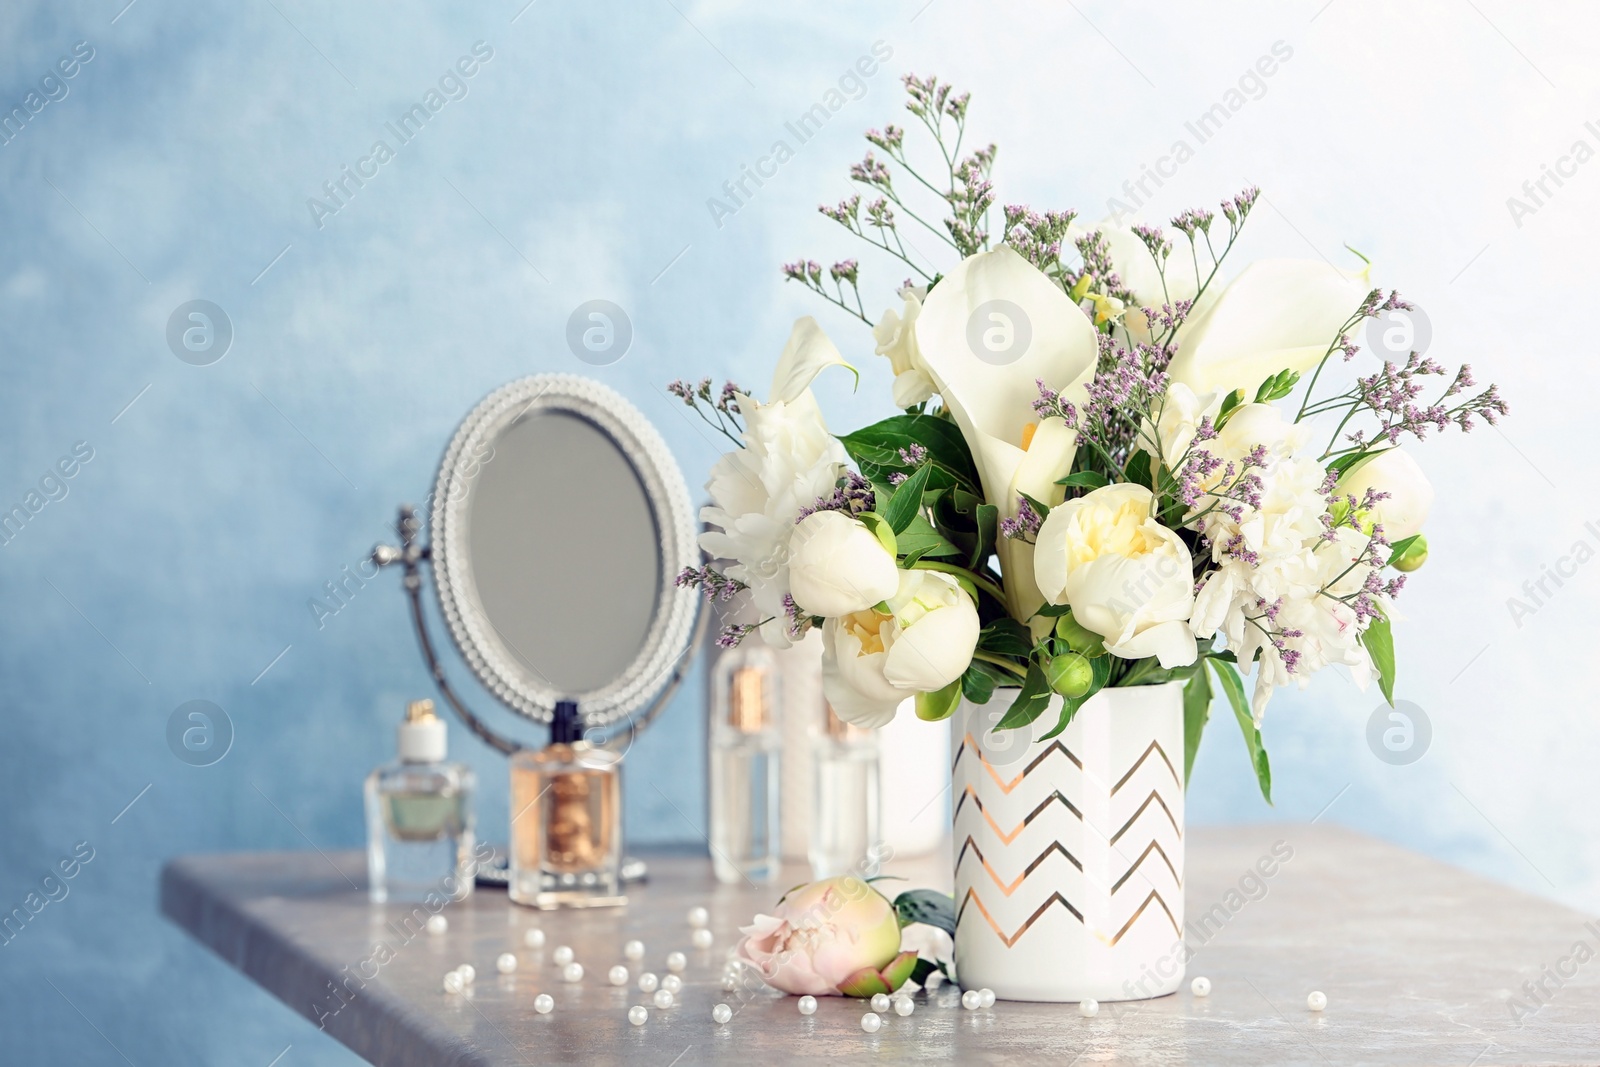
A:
[372,503,706,757]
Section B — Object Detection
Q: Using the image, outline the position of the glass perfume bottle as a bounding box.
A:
[365,699,477,904]
[709,643,781,884]
[809,701,881,880]
[508,701,624,908]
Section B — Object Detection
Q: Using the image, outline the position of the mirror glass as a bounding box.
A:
[467,412,661,695]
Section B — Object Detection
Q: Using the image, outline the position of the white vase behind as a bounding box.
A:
[950,681,1185,1002]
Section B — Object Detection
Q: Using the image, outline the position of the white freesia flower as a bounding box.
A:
[822,569,981,728]
[912,246,1100,623]
[1034,484,1198,669]
[872,287,936,409]
[700,318,855,647]
[1153,382,1220,468]
[787,510,900,618]
[1335,448,1433,541]
[1166,259,1371,399]
[1071,219,1200,342]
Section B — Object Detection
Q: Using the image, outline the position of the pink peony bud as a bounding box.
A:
[735,876,904,996]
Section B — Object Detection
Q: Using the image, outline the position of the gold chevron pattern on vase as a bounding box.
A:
[951,686,1186,1000]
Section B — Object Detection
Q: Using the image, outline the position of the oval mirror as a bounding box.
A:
[429,375,699,730]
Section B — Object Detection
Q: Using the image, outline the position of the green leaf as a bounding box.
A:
[1385,535,1420,567]
[839,415,981,493]
[1017,491,1051,525]
[995,662,1053,729]
[836,967,892,998]
[1182,664,1212,790]
[916,679,962,722]
[1363,614,1397,706]
[968,503,998,572]
[896,513,961,559]
[893,889,956,935]
[857,510,898,557]
[1125,450,1153,489]
[908,958,939,987]
[960,660,1002,704]
[1326,449,1381,478]
[882,463,932,535]
[1055,470,1110,492]
[1208,658,1271,804]
[978,618,1035,658]
[1037,695,1081,741]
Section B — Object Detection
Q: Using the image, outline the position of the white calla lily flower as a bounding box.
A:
[1335,447,1434,541]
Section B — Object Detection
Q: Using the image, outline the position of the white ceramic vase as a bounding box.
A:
[950,681,1186,1003]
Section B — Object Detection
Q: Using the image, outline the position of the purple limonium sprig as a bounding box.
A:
[676,565,746,602]
[897,443,929,466]
[999,495,1043,543]
[668,377,747,445]
[797,471,877,522]
[716,623,758,649]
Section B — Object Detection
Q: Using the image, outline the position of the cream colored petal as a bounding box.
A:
[881,599,980,693]
[1105,620,1198,669]
[769,317,857,403]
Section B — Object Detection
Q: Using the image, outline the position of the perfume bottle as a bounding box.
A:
[709,643,781,884]
[508,701,624,908]
[809,701,882,879]
[364,699,477,904]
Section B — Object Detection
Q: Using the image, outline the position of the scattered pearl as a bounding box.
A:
[798,995,817,1016]
[666,951,687,973]
[691,928,714,950]
[426,914,448,936]
[1079,998,1099,1018]
[1191,976,1211,997]
[456,964,475,985]
[496,953,517,975]
[978,988,995,1008]
[523,928,545,949]
[638,972,659,993]
[562,962,584,983]
[608,965,630,987]
[961,990,982,1010]
[442,970,464,994]
[552,945,574,966]
[712,1003,732,1025]
[687,906,710,928]
[1307,990,1327,1012]
[623,939,645,961]
[628,1005,648,1026]
[653,989,675,1010]
[893,995,914,1017]
[533,993,554,1015]
[870,993,890,1013]
[861,1012,882,1033]
[662,974,683,994]
[721,974,738,992]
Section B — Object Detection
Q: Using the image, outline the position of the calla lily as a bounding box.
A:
[913,246,1100,622]
[1166,259,1371,399]
[770,315,856,402]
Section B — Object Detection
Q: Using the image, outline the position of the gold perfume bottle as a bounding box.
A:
[508,701,624,908]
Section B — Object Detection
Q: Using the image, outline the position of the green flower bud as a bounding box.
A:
[1392,535,1428,573]
[1053,613,1104,656]
[1046,653,1094,699]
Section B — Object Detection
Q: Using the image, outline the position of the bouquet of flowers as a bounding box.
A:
[674,75,1504,799]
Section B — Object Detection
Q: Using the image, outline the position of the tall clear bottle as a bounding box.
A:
[709,644,781,884]
[809,702,881,879]
[365,699,477,904]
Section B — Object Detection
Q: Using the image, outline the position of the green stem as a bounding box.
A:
[909,560,1007,605]
[971,650,1029,680]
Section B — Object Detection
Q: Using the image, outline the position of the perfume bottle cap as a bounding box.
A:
[727,666,769,732]
[551,700,584,745]
[398,699,447,762]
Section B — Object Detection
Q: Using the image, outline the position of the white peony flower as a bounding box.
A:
[1033,483,1198,669]
[822,569,981,728]
[1334,448,1434,541]
[787,510,900,618]
[872,287,937,409]
[699,318,855,647]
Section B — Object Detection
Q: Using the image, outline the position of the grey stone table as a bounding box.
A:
[160,824,1600,1066]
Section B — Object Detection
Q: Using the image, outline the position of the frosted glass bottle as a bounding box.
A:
[709,644,781,884]
[365,700,477,904]
[809,702,881,880]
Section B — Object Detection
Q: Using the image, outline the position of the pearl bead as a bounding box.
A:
[979,988,995,1008]
[691,928,714,950]
[961,990,982,1010]
[893,995,914,1016]
[798,995,817,1015]
[666,951,687,973]
[533,993,554,1015]
[860,1012,882,1033]
[623,939,645,961]
[442,970,464,994]
[1307,990,1327,1012]
[608,965,629,987]
[496,953,517,975]
[687,906,710,928]
[456,964,475,985]
[628,1005,648,1026]
[869,993,890,1013]
[653,989,675,1009]
[523,928,545,949]
[426,914,448,935]
[662,974,682,994]
[712,1003,732,1024]
[1191,976,1211,997]
[552,945,574,966]
[1079,998,1099,1018]
[721,974,738,992]
[562,962,584,983]
[638,972,659,993]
